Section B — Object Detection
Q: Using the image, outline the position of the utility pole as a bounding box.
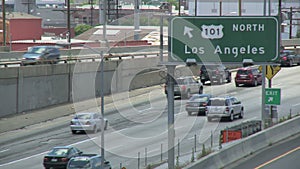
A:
[2,0,6,47]
[134,0,140,40]
[219,0,222,16]
[194,0,197,16]
[67,0,71,45]
[90,0,94,26]
[289,7,292,39]
[238,0,242,16]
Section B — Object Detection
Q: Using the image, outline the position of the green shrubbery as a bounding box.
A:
[74,24,93,36]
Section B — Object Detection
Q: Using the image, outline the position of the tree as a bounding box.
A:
[74,24,93,36]
[167,0,178,10]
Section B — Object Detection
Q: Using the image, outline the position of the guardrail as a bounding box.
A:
[0,51,168,68]
[220,120,262,144]
[185,116,300,169]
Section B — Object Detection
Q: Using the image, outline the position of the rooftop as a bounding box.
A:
[5,12,41,19]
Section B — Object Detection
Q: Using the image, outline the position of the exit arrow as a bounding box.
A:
[268,97,274,102]
[183,26,194,38]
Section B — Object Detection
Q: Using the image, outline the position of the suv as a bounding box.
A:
[278,50,300,67]
[22,46,60,65]
[165,76,203,99]
[235,67,262,87]
[199,65,231,85]
[67,154,111,169]
[206,96,244,122]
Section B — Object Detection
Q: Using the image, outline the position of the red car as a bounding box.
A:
[235,67,262,87]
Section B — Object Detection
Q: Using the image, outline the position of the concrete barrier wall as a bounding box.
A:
[0,45,167,60]
[0,57,162,117]
[186,116,300,169]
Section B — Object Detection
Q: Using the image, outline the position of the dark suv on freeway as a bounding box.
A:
[199,65,231,85]
[235,66,262,87]
[278,50,300,67]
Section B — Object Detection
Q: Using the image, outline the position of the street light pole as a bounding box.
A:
[100,50,105,169]
[56,41,105,168]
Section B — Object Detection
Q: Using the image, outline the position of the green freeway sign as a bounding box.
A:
[170,16,279,64]
[265,88,281,105]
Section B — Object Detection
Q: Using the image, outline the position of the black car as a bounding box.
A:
[278,50,300,67]
[43,146,83,169]
[199,65,231,85]
[185,94,212,116]
[22,46,61,65]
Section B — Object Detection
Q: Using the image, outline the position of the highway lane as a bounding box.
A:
[1,66,300,168]
[224,132,300,169]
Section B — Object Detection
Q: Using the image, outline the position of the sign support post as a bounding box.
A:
[167,65,175,169]
[261,66,266,129]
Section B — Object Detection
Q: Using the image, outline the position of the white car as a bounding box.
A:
[70,112,108,134]
[206,96,244,122]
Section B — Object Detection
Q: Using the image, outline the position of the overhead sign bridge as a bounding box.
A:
[170,16,279,64]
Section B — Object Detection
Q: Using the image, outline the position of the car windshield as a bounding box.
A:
[68,158,91,168]
[28,47,47,54]
[176,79,185,85]
[48,148,69,156]
[237,69,250,75]
[75,114,91,120]
[202,65,220,70]
[208,99,226,106]
[282,50,295,55]
[190,95,209,102]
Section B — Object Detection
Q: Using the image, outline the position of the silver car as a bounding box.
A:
[70,112,108,134]
[165,76,204,99]
[206,96,244,122]
[67,154,111,169]
[22,46,61,65]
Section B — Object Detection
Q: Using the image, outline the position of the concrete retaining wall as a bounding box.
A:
[186,116,300,169]
[0,57,162,117]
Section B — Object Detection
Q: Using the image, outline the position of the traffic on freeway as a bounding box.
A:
[1,64,300,169]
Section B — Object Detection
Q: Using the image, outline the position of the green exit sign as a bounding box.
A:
[265,88,281,105]
[170,16,279,64]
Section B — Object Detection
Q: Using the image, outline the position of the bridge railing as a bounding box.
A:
[0,51,168,68]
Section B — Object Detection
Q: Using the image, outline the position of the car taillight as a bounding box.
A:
[86,121,91,125]
[248,74,254,79]
[44,157,49,162]
[61,158,68,162]
[181,85,186,91]
[282,56,287,61]
[202,103,207,106]
[215,70,219,74]
[225,107,230,112]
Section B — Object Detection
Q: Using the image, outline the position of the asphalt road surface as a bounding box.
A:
[1,66,300,169]
[224,133,300,169]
